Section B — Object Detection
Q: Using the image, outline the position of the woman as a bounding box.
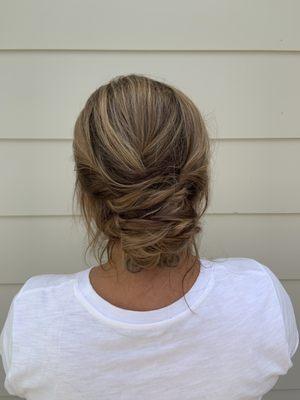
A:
[0,74,298,399]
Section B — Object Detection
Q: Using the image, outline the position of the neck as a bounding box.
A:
[91,242,200,303]
[90,242,200,311]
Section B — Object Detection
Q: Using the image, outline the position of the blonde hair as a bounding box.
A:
[72,74,211,283]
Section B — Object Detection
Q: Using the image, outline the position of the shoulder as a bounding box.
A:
[210,257,276,305]
[211,256,273,295]
[2,270,80,357]
[0,270,81,396]
[213,256,268,275]
[212,256,285,291]
[11,270,80,324]
[212,257,299,359]
[2,269,80,345]
[17,270,79,297]
[12,270,80,334]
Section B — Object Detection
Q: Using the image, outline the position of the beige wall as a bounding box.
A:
[0,1,299,399]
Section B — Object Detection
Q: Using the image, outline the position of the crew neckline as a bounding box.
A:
[74,258,215,330]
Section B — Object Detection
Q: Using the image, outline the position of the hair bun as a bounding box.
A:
[72,74,210,273]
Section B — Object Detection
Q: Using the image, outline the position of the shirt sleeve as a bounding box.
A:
[262,264,299,359]
[0,299,14,373]
[0,296,19,396]
[0,277,41,398]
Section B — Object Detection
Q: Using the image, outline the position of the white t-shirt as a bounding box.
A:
[0,257,298,400]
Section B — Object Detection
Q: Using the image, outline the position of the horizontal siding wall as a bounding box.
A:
[0,0,299,50]
[0,51,300,140]
[0,0,299,398]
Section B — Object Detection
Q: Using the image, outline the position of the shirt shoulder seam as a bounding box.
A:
[16,275,78,299]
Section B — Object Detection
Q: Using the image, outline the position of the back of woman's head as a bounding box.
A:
[72,74,211,273]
